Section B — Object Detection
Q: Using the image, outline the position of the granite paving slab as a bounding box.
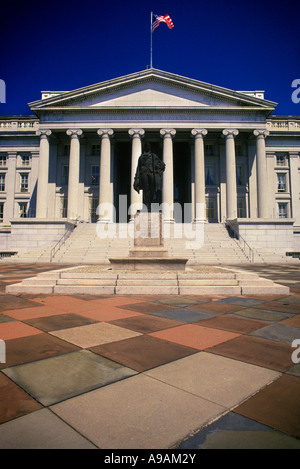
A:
[217,297,266,306]
[187,302,247,314]
[252,302,300,315]
[23,313,99,332]
[178,412,300,449]
[155,297,201,307]
[89,335,198,372]
[0,372,42,424]
[0,408,96,449]
[3,306,65,320]
[0,333,80,370]
[3,349,137,406]
[50,373,226,449]
[230,308,294,322]
[50,322,142,348]
[116,301,175,314]
[287,364,300,377]
[250,323,300,344]
[206,335,294,371]
[199,314,269,334]
[144,352,280,408]
[109,314,183,334]
[235,375,300,439]
[0,295,43,312]
[275,296,300,305]
[150,324,240,350]
[151,308,218,322]
[0,321,43,341]
[0,313,15,324]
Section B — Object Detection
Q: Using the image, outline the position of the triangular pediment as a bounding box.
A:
[29,68,277,114]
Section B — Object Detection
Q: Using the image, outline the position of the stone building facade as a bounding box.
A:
[0,69,299,255]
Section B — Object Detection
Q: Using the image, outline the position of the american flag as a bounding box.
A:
[152,14,174,32]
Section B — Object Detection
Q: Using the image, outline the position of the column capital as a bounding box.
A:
[253,129,269,139]
[66,129,83,139]
[222,129,239,138]
[36,129,52,139]
[128,128,145,138]
[160,128,176,138]
[191,128,208,138]
[97,129,114,138]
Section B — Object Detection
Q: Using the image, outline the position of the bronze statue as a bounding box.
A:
[133,142,165,211]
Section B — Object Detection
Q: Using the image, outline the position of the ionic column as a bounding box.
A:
[191,128,208,223]
[97,129,114,222]
[254,130,269,218]
[129,128,144,220]
[66,129,82,219]
[160,129,176,222]
[36,129,52,218]
[223,129,239,220]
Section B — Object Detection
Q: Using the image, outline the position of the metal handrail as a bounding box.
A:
[49,217,81,262]
[225,220,255,263]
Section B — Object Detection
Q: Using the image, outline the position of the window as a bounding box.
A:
[236,145,244,157]
[90,197,98,222]
[206,198,216,221]
[21,155,30,166]
[63,145,70,156]
[62,165,69,185]
[276,155,287,166]
[205,144,214,156]
[0,174,5,191]
[90,165,99,185]
[19,202,28,218]
[91,144,100,155]
[205,165,215,185]
[20,174,29,192]
[236,165,244,185]
[0,203,3,222]
[277,173,287,192]
[60,197,67,218]
[278,203,288,218]
[237,197,246,218]
[0,155,7,167]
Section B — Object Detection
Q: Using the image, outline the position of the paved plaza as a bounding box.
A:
[0,262,299,449]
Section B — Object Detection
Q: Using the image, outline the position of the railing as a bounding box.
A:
[0,119,39,130]
[225,220,255,263]
[49,217,81,262]
[266,119,300,131]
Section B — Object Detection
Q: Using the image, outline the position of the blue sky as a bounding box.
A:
[1,0,299,116]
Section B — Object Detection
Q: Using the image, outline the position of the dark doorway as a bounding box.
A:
[114,142,131,222]
[173,142,192,222]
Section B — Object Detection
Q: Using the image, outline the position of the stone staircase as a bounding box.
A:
[6,266,290,296]
[3,221,298,265]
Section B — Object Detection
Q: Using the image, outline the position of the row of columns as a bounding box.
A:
[36,127,269,222]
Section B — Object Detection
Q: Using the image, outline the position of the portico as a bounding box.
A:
[1,68,299,258]
[34,124,272,225]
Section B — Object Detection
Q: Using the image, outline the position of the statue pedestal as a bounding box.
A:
[109,211,188,271]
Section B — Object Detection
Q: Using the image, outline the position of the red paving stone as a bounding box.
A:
[0,263,299,447]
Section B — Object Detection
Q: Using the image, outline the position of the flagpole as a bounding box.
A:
[150,11,153,68]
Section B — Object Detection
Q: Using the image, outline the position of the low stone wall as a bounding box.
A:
[5,219,77,253]
[230,218,296,253]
